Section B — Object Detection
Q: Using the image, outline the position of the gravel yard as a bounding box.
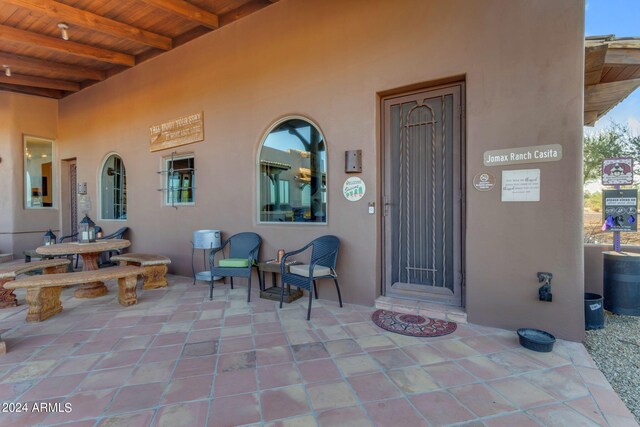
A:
[584,312,640,422]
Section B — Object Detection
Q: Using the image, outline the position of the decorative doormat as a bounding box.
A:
[371,309,457,337]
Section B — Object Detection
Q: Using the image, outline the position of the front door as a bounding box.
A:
[382,84,464,306]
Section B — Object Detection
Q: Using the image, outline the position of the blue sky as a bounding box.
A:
[585,0,640,135]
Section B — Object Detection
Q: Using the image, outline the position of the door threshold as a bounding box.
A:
[375,295,467,324]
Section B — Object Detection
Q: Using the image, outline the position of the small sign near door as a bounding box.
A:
[472,172,496,191]
[343,177,366,201]
[501,169,540,202]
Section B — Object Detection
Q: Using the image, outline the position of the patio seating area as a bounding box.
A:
[0,275,635,427]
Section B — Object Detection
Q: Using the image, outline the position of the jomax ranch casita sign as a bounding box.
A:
[483,144,562,167]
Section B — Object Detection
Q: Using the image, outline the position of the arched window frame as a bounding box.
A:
[257,116,328,225]
[98,152,127,221]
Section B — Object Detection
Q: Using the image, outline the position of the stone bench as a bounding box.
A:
[110,253,171,290]
[4,266,145,322]
[0,259,70,309]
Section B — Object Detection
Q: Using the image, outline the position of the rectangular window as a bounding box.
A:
[164,154,195,206]
[24,136,55,209]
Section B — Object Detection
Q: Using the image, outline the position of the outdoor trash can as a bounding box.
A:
[584,293,604,330]
[603,251,640,316]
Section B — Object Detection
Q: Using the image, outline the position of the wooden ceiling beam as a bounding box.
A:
[0,24,135,66]
[0,52,105,81]
[0,0,172,50]
[140,0,219,29]
[0,83,63,98]
[219,0,271,27]
[605,48,640,66]
[584,44,607,86]
[0,73,80,91]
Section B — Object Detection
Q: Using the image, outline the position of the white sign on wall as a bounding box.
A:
[343,177,366,201]
[501,169,540,202]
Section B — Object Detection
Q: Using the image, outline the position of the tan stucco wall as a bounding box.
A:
[0,92,58,257]
[44,0,586,339]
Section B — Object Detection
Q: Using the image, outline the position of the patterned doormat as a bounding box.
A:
[371,309,457,337]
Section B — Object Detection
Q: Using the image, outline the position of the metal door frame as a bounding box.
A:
[380,81,466,306]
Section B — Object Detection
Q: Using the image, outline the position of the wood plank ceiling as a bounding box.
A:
[585,35,640,126]
[0,0,279,99]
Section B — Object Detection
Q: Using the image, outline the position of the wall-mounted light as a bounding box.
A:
[58,22,69,41]
[2,65,10,77]
[107,167,115,176]
[345,150,362,173]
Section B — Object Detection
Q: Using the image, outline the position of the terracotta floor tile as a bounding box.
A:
[219,336,254,353]
[255,333,288,349]
[3,397,66,426]
[97,410,155,427]
[483,412,541,427]
[260,384,311,421]
[2,359,59,383]
[20,373,85,401]
[214,369,258,397]
[49,354,102,377]
[565,396,608,425]
[409,390,476,426]
[387,366,439,394]
[153,401,210,427]
[369,348,416,370]
[217,350,256,372]
[334,354,381,377]
[489,376,556,409]
[457,356,512,380]
[258,363,301,389]
[364,398,428,427]
[348,372,402,402]
[317,406,372,427]
[162,373,213,404]
[152,332,188,347]
[459,335,508,354]
[75,366,135,392]
[603,413,640,427]
[527,403,601,426]
[140,344,183,363]
[291,342,330,361]
[345,322,380,337]
[182,340,218,357]
[430,339,480,359]
[256,346,293,366]
[523,365,590,401]
[355,335,396,352]
[487,351,545,374]
[46,389,117,424]
[449,383,516,417]
[422,361,477,387]
[297,359,342,383]
[307,380,359,411]
[127,360,175,385]
[106,382,166,414]
[93,349,145,370]
[324,338,363,357]
[589,384,635,418]
[402,344,447,365]
[172,355,216,379]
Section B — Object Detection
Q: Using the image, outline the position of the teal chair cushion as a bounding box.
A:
[218,258,249,268]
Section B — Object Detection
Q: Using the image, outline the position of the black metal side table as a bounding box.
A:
[258,261,303,303]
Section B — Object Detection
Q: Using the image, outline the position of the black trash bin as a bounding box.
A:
[584,293,604,330]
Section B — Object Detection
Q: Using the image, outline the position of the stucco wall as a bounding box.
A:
[53,0,585,339]
[0,92,58,257]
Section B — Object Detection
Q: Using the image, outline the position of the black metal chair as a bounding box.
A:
[280,235,341,320]
[98,226,128,266]
[209,232,261,302]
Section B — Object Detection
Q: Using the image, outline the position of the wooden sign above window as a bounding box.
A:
[149,112,204,152]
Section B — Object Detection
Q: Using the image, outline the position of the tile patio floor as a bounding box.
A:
[0,274,636,427]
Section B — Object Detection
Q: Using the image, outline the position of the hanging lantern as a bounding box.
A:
[44,229,56,246]
[79,215,96,243]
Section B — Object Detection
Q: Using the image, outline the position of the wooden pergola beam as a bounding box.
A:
[0,73,79,91]
[584,44,607,86]
[0,24,135,66]
[605,48,640,66]
[1,0,172,50]
[0,52,106,81]
[140,0,219,29]
[0,82,62,98]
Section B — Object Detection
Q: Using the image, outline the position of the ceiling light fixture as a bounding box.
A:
[58,22,69,41]
[2,65,10,77]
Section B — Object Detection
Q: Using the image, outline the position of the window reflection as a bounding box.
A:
[259,118,327,223]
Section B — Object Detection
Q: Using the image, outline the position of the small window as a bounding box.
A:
[24,136,54,209]
[100,154,127,220]
[164,154,195,206]
[258,118,327,223]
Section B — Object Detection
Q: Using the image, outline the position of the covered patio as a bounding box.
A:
[0,277,634,426]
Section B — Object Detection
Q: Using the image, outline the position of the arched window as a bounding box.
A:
[100,154,127,220]
[258,117,327,223]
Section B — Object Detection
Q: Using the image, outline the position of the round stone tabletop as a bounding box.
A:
[36,239,130,256]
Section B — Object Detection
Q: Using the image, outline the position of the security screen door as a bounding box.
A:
[382,84,463,306]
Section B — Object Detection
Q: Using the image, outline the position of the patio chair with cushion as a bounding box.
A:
[209,232,262,302]
[280,235,341,320]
